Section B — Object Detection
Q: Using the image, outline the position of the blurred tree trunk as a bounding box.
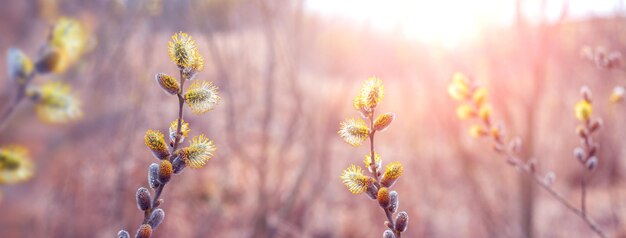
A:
[515,1,568,237]
[455,137,507,237]
[515,1,536,236]
[250,0,277,236]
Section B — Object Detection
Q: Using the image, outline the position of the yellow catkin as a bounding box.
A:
[377,187,390,208]
[575,100,592,121]
[144,130,169,160]
[0,145,34,184]
[191,50,204,72]
[478,104,492,121]
[374,113,395,131]
[168,32,198,69]
[338,118,370,147]
[359,77,384,109]
[184,81,221,114]
[340,165,371,194]
[381,162,403,187]
[363,152,382,169]
[158,160,173,183]
[490,126,501,139]
[49,17,87,67]
[472,87,488,106]
[30,81,82,123]
[610,86,624,103]
[448,73,470,101]
[181,135,216,169]
[169,118,190,142]
[469,125,487,138]
[456,104,474,120]
[353,94,366,111]
[155,73,180,95]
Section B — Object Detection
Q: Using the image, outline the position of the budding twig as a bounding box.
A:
[121,31,220,238]
[339,78,407,238]
[450,75,607,238]
[0,75,33,131]
[367,109,401,238]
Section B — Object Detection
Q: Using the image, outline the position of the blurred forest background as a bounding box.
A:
[1,0,626,237]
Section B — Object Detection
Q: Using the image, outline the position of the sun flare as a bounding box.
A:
[307,0,515,46]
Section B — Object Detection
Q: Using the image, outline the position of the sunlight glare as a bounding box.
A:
[307,0,515,47]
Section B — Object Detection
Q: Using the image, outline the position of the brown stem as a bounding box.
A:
[367,109,402,237]
[0,74,35,131]
[521,162,606,238]
[581,175,587,216]
[142,69,187,224]
[0,87,25,131]
[496,144,607,238]
[369,110,377,175]
[580,118,593,217]
[172,69,187,152]
[470,88,607,238]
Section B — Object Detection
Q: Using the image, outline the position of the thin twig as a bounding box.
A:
[367,109,402,238]
[498,147,607,238]
[464,82,608,238]
[0,74,34,131]
[172,69,187,152]
[142,69,187,224]
[582,173,587,216]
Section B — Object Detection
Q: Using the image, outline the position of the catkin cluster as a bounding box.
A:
[580,46,626,104]
[0,17,89,190]
[339,78,408,238]
[118,32,220,238]
[448,73,608,238]
[573,87,602,184]
[7,17,87,124]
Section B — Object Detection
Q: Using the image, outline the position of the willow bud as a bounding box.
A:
[580,86,592,102]
[172,156,186,174]
[508,137,522,153]
[388,191,399,213]
[7,48,33,84]
[117,230,130,238]
[365,182,378,200]
[544,172,556,186]
[136,187,152,211]
[394,211,408,232]
[383,230,396,238]
[573,147,585,164]
[148,208,165,229]
[148,163,160,189]
[608,51,622,68]
[586,156,598,171]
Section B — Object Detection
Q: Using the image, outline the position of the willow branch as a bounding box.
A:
[367,109,401,238]
[493,139,607,238]
[142,69,186,225]
[0,74,35,131]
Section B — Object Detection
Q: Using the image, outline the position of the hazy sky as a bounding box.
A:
[306,0,623,46]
